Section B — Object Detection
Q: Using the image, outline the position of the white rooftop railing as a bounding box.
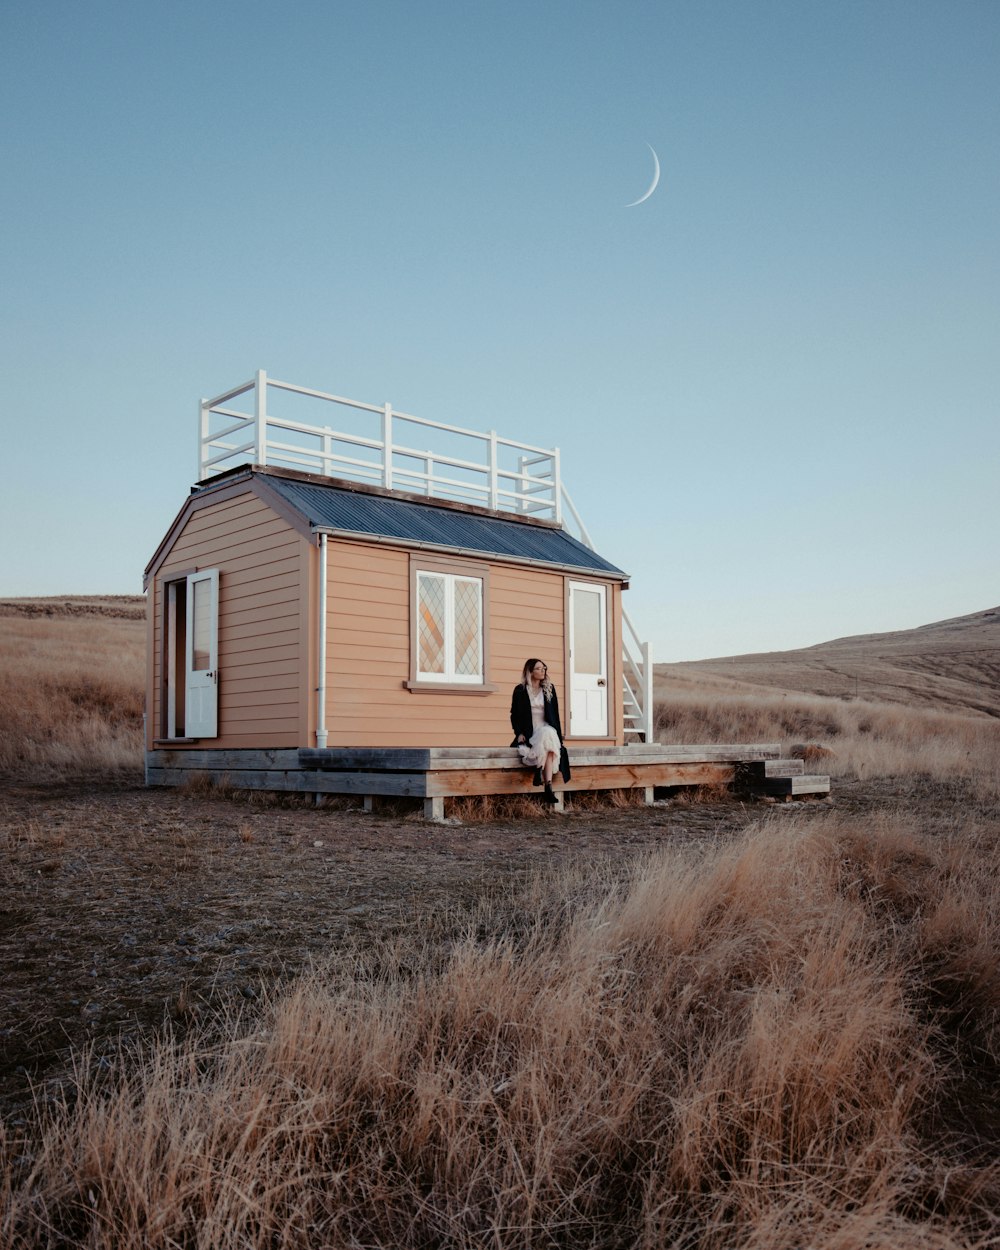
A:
[199,370,562,523]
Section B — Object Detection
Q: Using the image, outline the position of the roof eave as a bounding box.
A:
[311,524,629,582]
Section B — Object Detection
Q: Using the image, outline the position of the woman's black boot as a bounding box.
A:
[543,783,558,805]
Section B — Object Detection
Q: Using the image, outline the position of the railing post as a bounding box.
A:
[488,430,498,511]
[254,369,268,465]
[425,454,434,495]
[517,455,527,513]
[382,403,393,490]
[198,397,210,480]
[552,448,562,524]
[642,640,652,741]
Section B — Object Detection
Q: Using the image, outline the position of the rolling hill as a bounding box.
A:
[659,606,1000,719]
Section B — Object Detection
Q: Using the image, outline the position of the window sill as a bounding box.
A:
[403,681,498,695]
[152,737,199,746]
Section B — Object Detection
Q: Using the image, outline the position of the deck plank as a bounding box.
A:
[298,744,782,771]
[148,749,301,770]
[425,762,734,797]
[146,768,429,796]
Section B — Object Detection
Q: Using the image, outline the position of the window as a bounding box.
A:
[417,570,482,681]
[407,557,494,692]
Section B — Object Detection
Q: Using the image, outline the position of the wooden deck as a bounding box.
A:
[145,744,832,818]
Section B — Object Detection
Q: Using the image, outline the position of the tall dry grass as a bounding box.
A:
[654,673,1000,801]
[3,812,998,1249]
[0,615,144,775]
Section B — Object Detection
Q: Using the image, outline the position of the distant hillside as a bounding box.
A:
[0,595,145,620]
[659,607,1000,719]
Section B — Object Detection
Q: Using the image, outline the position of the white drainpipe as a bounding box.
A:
[316,533,329,748]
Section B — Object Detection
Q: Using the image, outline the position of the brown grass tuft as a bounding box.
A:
[790,742,837,763]
[3,813,998,1248]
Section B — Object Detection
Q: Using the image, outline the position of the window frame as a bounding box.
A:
[405,555,496,694]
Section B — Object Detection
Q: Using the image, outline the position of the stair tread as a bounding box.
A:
[764,774,831,795]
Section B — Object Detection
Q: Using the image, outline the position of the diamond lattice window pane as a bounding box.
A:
[418,576,446,674]
[453,579,482,676]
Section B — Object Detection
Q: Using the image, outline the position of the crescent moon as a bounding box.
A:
[625,143,660,207]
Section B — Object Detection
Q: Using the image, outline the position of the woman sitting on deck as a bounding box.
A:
[510,658,571,805]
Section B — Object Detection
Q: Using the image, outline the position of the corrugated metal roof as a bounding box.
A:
[263,475,627,577]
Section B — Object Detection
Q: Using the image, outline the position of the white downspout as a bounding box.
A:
[316,533,329,748]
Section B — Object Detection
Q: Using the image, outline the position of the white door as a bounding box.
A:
[185,569,219,738]
[568,581,608,737]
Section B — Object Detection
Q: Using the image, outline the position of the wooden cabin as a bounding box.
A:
[144,372,827,814]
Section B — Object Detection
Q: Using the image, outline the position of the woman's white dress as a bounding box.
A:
[517,685,561,767]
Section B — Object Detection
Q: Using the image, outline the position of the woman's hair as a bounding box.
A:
[521,658,553,699]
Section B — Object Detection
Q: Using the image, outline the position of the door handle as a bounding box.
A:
[597,678,606,687]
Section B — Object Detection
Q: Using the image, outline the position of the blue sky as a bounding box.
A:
[1,0,997,661]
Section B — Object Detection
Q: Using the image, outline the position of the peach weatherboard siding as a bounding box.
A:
[148,489,310,750]
[320,539,620,748]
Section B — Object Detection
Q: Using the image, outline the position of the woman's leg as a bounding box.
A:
[543,749,557,784]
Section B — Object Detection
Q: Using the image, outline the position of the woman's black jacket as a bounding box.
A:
[509,683,571,781]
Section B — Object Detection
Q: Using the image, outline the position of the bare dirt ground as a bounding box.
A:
[0,771,981,1125]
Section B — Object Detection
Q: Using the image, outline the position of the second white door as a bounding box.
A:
[568,581,608,737]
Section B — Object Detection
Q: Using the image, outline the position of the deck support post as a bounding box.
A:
[363,795,374,813]
[643,786,655,805]
[423,796,445,822]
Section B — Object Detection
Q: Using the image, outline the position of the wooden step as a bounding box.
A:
[733,758,804,793]
[764,774,831,797]
[763,759,804,777]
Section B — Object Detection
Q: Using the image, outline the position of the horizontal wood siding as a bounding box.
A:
[149,490,307,749]
[324,541,594,748]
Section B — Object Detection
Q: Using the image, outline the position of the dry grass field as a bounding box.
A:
[0,598,145,776]
[1,599,998,1248]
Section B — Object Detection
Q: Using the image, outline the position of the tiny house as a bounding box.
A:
[143,372,657,807]
[144,372,818,813]
[144,468,632,751]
